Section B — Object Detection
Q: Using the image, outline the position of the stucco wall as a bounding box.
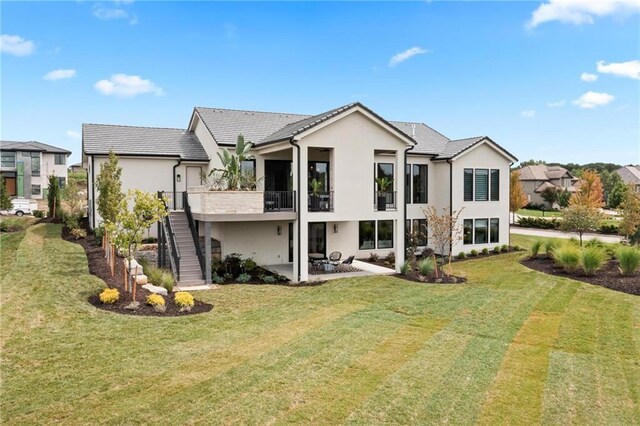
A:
[215,220,291,265]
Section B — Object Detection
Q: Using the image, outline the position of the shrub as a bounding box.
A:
[368,253,379,262]
[93,225,104,241]
[470,249,478,257]
[146,294,165,311]
[530,240,542,258]
[457,251,467,260]
[584,238,604,248]
[385,252,395,265]
[0,222,7,232]
[174,292,195,311]
[481,248,489,255]
[33,210,45,218]
[160,273,174,293]
[514,245,521,251]
[517,217,561,230]
[501,244,509,253]
[492,246,501,254]
[64,212,80,230]
[222,253,244,276]
[598,223,619,235]
[418,258,435,276]
[400,260,411,275]
[242,258,257,272]
[223,273,233,281]
[99,288,119,304]
[580,246,607,276]
[554,245,581,273]
[136,257,150,270]
[70,228,87,239]
[567,237,580,246]
[261,275,277,284]
[544,240,558,258]
[236,273,251,283]
[146,267,164,286]
[616,247,640,276]
[212,273,225,284]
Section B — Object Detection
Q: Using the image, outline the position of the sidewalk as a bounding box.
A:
[510,226,623,243]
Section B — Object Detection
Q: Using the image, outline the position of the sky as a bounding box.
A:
[1,0,639,166]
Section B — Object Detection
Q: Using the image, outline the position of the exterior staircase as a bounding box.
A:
[169,211,206,286]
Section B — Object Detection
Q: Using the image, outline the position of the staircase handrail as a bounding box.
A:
[183,192,206,277]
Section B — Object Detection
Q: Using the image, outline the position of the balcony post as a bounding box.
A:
[204,221,212,284]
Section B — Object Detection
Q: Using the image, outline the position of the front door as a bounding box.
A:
[308,222,326,257]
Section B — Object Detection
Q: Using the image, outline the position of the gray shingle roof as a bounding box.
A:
[615,165,640,185]
[432,136,485,159]
[82,124,209,161]
[391,121,450,155]
[1,140,71,155]
[519,164,574,181]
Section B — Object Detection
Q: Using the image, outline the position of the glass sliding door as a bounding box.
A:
[308,222,326,257]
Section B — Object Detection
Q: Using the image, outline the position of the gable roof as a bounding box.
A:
[615,165,640,185]
[519,164,574,181]
[1,140,71,155]
[430,136,518,162]
[82,124,209,161]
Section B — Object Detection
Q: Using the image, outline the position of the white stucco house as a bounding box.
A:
[83,102,517,283]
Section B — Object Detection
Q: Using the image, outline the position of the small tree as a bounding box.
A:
[0,175,12,210]
[608,180,628,210]
[619,185,640,244]
[540,186,560,207]
[47,175,62,218]
[96,151,124,225]
[560,204,602,246]
[64,176,83,217]
[509,170,528,222]
[570,169,604,208]
[108,190,168,300]
[557,189,571,208]
[423,206,464,275]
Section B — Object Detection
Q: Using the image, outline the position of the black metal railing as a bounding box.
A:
[308,191,334,212]
[158,191,181,281]
[162,190,185,210]
[183,192,205,277]
[264,191,296,212]
[375,191,397,211]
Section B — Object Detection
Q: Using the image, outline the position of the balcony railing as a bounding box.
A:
[308,191,333,212]
[375,191,396,211]
[264,191,296,212]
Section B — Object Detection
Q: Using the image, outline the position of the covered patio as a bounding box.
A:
[265,260,395,283]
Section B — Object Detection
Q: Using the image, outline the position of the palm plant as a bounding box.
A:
[210,134,255,190]
[375,176,393,192]
[309,178,323,196]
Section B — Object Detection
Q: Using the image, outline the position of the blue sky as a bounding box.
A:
[2,1,639,166]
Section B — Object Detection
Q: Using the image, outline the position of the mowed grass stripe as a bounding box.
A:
[277,315,448,424]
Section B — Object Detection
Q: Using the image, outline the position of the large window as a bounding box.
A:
[463,219,473,245]
[412,219,427,246]
[490,169,499,201]
[490,218,499,243]
[31,153,40,176]
[464,218,499,245]
[412,165,428,203]
[474,219,488,244]
[31,184,41,196]
[1,151,16,168]
[464,169,473,201]
[405,165,411,204]
[378,220,394,249]
[54,153,66,165]
[359,221,375,250]
[475,169,489,201]
[377,163,394,192]
[308,161,329,192]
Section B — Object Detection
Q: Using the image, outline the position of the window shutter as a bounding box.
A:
[464,169,473,201]
[490,169,499,201]
[475,169,489,201]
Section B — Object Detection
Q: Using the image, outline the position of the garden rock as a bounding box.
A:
[125,259,144,275]
[141,283,168,296]
[134,274,148,285]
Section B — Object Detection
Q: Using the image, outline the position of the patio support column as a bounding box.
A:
[299,145,309,282]
[204,221,212,284]
[395,150,406,273]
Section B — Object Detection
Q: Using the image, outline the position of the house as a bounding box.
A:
[518,164,578,207]
[68,163,85,173]
[1,140,71,200]
[614,165,640,193]
[83,102,517,283]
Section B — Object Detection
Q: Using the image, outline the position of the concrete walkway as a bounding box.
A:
[266,260,396,283]
[510,226,624,243]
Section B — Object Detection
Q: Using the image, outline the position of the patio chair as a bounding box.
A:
[341,255,355,265]
[328,251,342,265]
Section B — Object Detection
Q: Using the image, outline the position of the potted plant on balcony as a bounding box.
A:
[207,134,256,191]
[375,177,392,211]
[309,178,323,211]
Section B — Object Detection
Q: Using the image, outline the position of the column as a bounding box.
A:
[204,221,212,284]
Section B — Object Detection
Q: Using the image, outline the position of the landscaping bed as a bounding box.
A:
[395,270,467,284]
[521,256,639,296]
[62,225,213,316]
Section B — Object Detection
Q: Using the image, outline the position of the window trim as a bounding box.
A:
[54,153,66,165]
[31,184,41,196]
[464,217,500,245]
[377,219,394,249]
[412,164,428,204]
[1,151,16,168]
[358,220,376,250]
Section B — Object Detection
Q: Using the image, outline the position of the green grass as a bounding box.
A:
[2,224,640,425]
[517,208,563,218]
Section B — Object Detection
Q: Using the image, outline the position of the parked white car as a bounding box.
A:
[6,199,37,216]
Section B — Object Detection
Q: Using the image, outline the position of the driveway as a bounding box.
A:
[510,226,624,243]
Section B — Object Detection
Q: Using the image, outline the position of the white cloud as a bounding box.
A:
[596,59,640,80]
[521,110,536,118]
[547,100,566,107]
[66,130,81,140]
[572,91,615,109]
[389,47,429,67]
[0,34,35,56]
[94,74,164,97]
[43,69,77,81]
[580,72,598,82]
[527,0,640,29]
[93,3,137,25]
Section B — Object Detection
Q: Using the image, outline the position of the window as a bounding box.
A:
[474,219,488,244]
[464,169,473,201]
[377,163,394,192]
[405,165,411,204]
[1,151,16,168]
[359,221,375,250]
[241,159,256,176]
[475,169,489,201]
[463,219,473,245]
[412,165,428,203]
[490,218,499,243]
[57,177,66,189]
[412,219,427,246]
[308,161,329,192]
[490,169,499,201]
[377,220,394,249]
[54,153,66,165]
[31,184,41,196]
[31,153,40,177]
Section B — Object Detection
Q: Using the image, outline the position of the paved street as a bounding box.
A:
[510,226,624,243]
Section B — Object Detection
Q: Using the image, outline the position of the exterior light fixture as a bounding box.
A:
[176,174,181,182]
[334,224,338,233]
[277,225,282,235]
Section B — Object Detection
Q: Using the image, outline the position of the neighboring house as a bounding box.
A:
[518,164,578,207]
[1,140,71,200]
[614,165,640,193]
[83,102,517,283]
[69,163,85,173]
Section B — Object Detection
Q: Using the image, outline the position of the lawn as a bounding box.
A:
[517,209,562,218]
[2,223,639,425]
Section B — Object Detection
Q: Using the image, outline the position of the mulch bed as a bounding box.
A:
[521,256,640,296]
[62,224,213,317]
[395,270,467,284]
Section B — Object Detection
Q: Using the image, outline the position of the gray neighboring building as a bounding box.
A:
[518,164,579,207]
[614,165,640,193]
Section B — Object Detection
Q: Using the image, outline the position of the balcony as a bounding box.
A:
[308,191,333,212]
[375,191,397,211]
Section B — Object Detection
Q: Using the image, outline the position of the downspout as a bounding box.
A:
[91,156,96,229]
[403,145,414,255]
[289,138,301,282]
[173,158,182,209]
[447,159,453,256]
